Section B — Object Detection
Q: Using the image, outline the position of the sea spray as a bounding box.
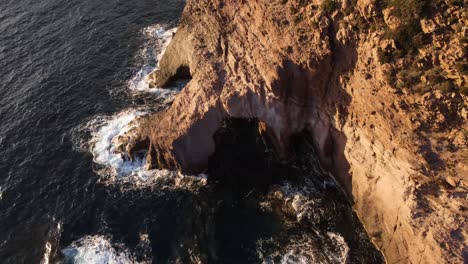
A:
[61,236,137,264]
[128,24,186,94]
[88,109,148,178]
[74,108,207,189]
[256,180,350,264]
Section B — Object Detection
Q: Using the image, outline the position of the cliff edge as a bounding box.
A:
[118,0,467,263]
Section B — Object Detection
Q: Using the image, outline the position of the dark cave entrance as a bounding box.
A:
[207,118,295,194]
[206,117,330,192]
[165,65,192,87]
[205,118,317,262]
[203,118,384,263]
[206,118,291,263]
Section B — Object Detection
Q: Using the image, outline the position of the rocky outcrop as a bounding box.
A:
[140,0,336,173]
[118,0,467,263]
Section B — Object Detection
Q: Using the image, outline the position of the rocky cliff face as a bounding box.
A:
[118,0,467,263]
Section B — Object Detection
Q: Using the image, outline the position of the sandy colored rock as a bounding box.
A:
[116,1,468,263]
[446,176,458,187]
[357,0,377,19]
[382,7,401,30]
[421,19,437,34]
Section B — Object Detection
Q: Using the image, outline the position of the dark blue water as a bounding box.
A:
[0,0,184,262]
[0,0,384,263]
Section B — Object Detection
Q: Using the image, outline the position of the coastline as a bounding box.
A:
[116,0,467,263]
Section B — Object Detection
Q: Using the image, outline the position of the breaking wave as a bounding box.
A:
[258,232,349,264]
[86,109,148,178]
[257,180,350,264]
[61,236,137,264]
[128,24,185,95]
[72,25,191,183]
[74,109,207,189]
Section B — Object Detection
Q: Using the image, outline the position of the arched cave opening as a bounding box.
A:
[207,118,292,195]
[205,118,297,262]
[165,65,192,87]
[205,117,334,195]
[202,118,384,263]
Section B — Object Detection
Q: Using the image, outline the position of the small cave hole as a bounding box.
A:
[165,65,192,87]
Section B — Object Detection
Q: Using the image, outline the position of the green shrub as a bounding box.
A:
[458,35,468,45]
[435,81,454,93]
[385,69,398,86]
[385,0,432,19]
[406,68,422,84]
[455,62,468,75]
[412,33,430,48]
[448,16,457,25]
[321,0,337,14]
[390,21,423,54]
[383,0,434,53]
[414,83,429,94]
[289,6,297,14]
[357,15,370,31]
[377,48,393,63]
[448,0,464,6]
[294,13,304,23]
[297,0,308,6]
[425,67,444,84]
[460,85,468,96]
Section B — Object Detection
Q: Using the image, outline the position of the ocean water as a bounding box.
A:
[0,0,185,262]
[0,0,384,263]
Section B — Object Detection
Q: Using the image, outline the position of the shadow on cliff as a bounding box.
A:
[315,18,358,201]
[266,16,359,202]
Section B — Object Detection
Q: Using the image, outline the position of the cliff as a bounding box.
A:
[117,0,467,263]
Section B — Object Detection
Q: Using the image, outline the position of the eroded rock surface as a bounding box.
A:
[118,0,467,263]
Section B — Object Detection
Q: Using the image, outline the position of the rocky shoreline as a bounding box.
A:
[116,0,467,263]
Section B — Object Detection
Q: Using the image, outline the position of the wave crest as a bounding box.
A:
[61,236,137,264]
[128,24,185,95]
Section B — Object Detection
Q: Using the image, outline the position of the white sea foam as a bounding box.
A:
[279,249,316,264]
[257,235,317,264]
[278,180,317,198]
[88,109,148,178]
[259,232,349,264]
[326,232,350,264]
[279,233,348,264]
[41,242,52,264]
[258,180,350,264]
[78,25,188,181]
[111,168,207,190]
[41,220,63,264]
[84,109,208,188]
[61,236,136,264]
[128,24,184,95]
